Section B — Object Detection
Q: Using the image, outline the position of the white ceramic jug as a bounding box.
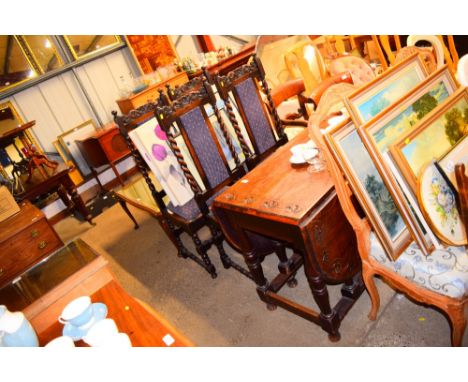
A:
[0,305,38,347]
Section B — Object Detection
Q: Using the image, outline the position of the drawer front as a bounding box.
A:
[309,195,360,283]
[0,218,63,286]
[100,129,130,163]
[132,87,162,109]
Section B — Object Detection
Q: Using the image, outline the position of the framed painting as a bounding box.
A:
[345,52,428,126]
[52,140,84,186]
[128,117,195,207]
[437,134,468,192]
[418,161,467,246]
[324,118,412,260]
[390,87,468,195]
[356,66,459,250]
[57,120,98,178]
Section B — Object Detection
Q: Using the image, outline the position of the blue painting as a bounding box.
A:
[357,68,422,122]
[340,128,406,240]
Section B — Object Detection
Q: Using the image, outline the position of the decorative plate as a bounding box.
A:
[418,161,467,246]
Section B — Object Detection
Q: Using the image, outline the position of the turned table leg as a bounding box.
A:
[62,174,94,225]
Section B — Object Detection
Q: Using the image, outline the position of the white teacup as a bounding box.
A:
[59,296,93,327]
[96,333,132,348]
[83,318,118,347]
[45,336,75,348]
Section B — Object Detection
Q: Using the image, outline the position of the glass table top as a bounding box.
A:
[0,240,98,312]
[114,172,167,214]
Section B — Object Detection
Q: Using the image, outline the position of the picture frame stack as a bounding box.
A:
[322,52,467,261]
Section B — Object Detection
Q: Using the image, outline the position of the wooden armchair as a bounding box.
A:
[309,117,468,346]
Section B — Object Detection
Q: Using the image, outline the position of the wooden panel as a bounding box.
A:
[37,76,84,131]
[11,87,63,152]
[79,51,125,124]
[58,71,97,124]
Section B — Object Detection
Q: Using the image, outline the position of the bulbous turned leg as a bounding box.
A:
[287,276,298,288]
[362,265,379,321]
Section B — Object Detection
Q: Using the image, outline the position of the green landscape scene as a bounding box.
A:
[372,80,450,152]
[401,96,468,176]
[340,129,405,240]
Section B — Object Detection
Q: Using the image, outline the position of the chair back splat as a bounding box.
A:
[213,55,287,169]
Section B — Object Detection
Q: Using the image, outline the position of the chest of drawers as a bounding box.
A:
[0,201,63,287]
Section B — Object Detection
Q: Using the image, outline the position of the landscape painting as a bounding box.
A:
[339,128,406,240]
[398,96,468,183]
[371,79,451,153]
[328,120,408,259]
[357,67,423,123]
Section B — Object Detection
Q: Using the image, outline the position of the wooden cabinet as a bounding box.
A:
[116,72,188,114]
[0,201,63,287]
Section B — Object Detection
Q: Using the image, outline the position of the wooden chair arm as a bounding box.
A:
[270,78,306,107]
[309,72,353,106]
[455,163,468,238]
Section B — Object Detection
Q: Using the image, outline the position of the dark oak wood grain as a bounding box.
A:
[212,130,363,341]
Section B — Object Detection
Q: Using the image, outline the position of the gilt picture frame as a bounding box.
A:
[345,52,428,126]
[390,87,468,195]
[324,118,412,260]
[356,66,459,251]
[437,134,468,192]
[57,120,98,177]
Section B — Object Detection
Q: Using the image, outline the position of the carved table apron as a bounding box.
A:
[212,130,364,341]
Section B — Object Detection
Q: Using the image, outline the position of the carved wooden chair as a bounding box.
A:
[309,118,468,346]
[212,56,288,169]
[113,99,246,279]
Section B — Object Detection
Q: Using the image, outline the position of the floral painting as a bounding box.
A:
[400,97,468,178]
[372,80,450,152]
[356,67,423,123]
[339,127,406,240]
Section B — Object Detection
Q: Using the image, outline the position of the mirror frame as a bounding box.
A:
[18,35,64,75]
[0,36,40,93]
[63,35,122,60]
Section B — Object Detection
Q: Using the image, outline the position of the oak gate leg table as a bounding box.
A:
[212,130,365,341]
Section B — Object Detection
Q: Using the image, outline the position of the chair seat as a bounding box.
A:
[370,232,468,298]
[167,188,226,222]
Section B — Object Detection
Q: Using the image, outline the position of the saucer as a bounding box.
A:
[62,303,108,341]
[289,155,307,165]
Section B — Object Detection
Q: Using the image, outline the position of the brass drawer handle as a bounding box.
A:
[31,230,39,238]
[38,241,48,250]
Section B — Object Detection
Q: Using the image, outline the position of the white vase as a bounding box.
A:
[0,305,38,347]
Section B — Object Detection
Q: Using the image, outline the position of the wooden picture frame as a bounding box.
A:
[323,118,412,260]
[356,66,459,251]
[418,161,467,246]
[57,120,98,177]
[437,134,468,192]
[390,87,468,195]
[345,52,428,126]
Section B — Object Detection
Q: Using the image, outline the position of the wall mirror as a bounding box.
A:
[0,101,23,136]
[0,36,38,92]
[19,35,63,73]
[64,35,122,59]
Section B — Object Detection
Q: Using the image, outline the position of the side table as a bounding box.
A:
[0,239,193,347]
[16,163,94,225]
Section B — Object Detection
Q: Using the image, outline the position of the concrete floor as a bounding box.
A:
[53,202,466,347]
